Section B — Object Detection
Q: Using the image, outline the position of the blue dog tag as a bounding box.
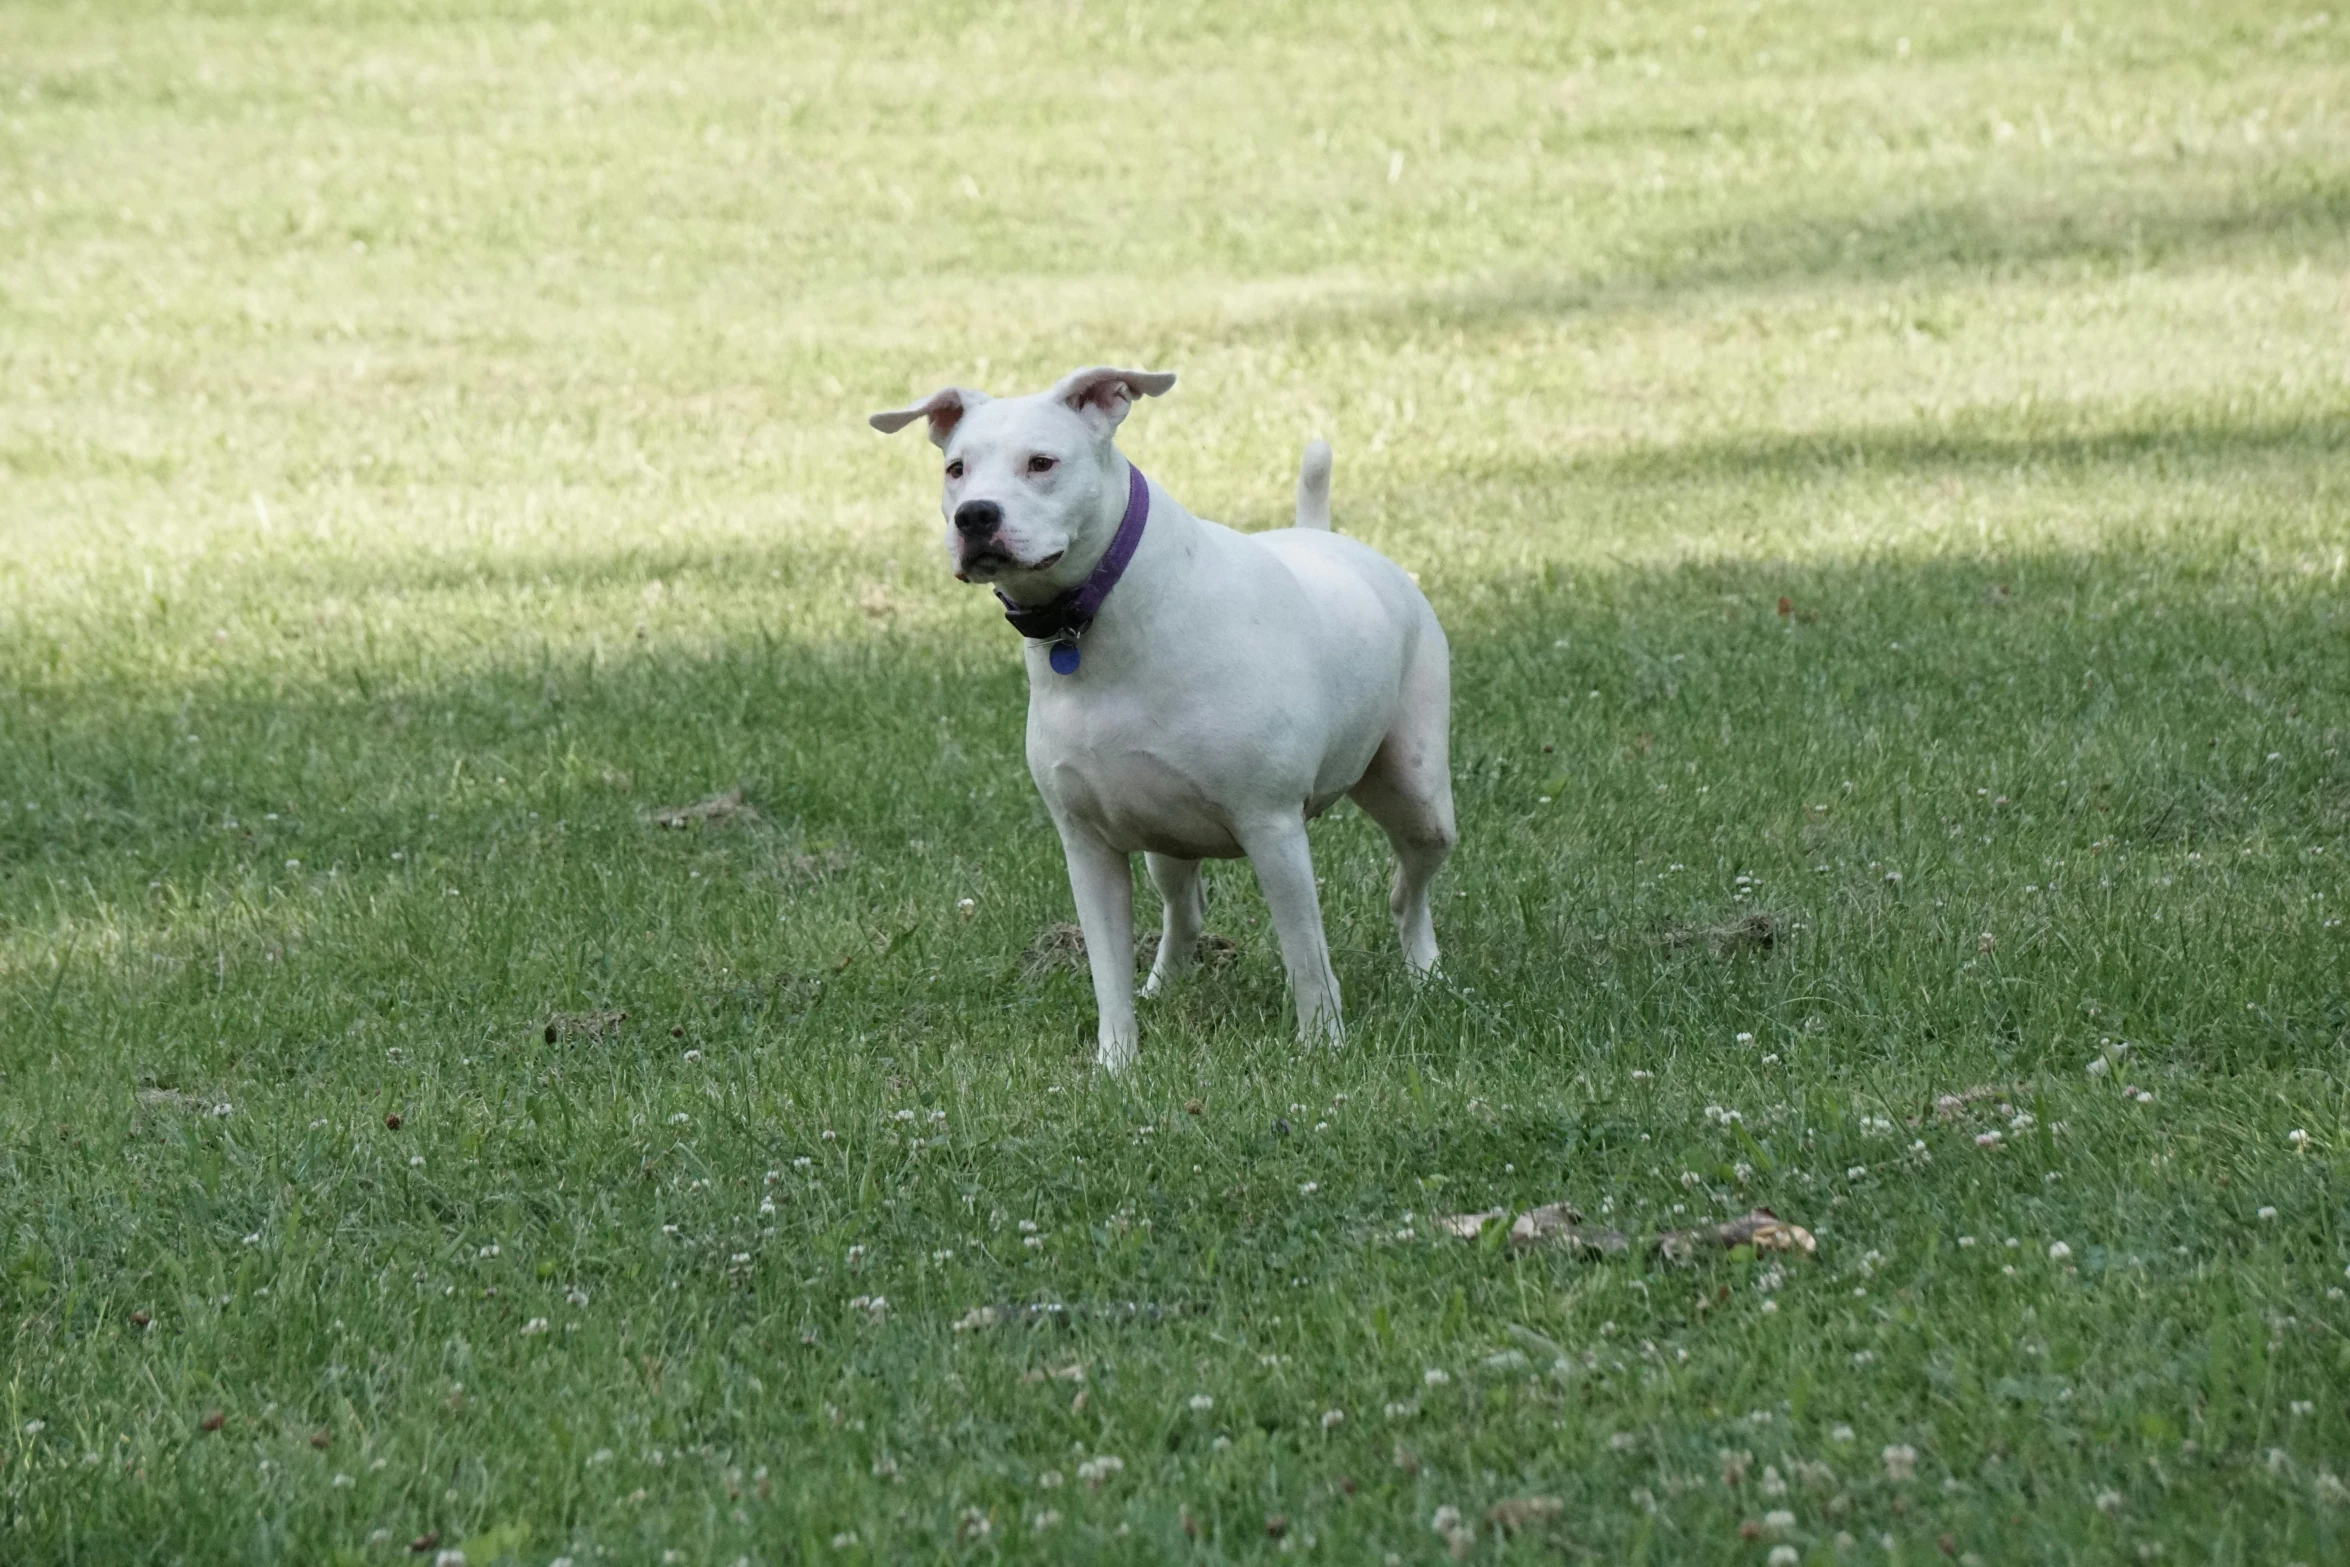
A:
[1048,641,1082,675]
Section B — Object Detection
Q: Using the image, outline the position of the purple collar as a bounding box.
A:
[994,462,1149,674]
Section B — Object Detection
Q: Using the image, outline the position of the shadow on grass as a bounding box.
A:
[1,409,2344,1084]
[1242,170,2350,341]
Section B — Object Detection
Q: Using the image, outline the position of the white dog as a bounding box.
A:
[872,367,1454,1070]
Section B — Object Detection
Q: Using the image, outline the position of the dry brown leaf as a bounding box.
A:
[1506,1201,1583,1240]
[544,1009,627,1043]
[1655,1208,1816,1264]
[646,790,759,830]
[1435,1208,1508,1238]
[1509,1204,1632,1257]
[1486,1496,1566,1535]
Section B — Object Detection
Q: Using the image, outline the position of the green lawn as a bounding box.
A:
[4,1,2348,1561]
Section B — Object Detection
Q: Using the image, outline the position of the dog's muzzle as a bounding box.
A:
[953,500,1001,539]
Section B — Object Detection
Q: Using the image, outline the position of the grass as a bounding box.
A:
[3,0,2348,1561]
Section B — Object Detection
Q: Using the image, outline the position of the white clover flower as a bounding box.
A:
[1830,1424,1855,1443]
[520,1318,549,1336]
[2048,1241,2072,1260]
[1299,1181,1319,1195]
[2287,1128,2310,1148]
[1320,1409,1345,1430]
[1423,1368,1451,1387]
[1188,1395,1214,1412]
[2095,1490,2122,1514]
[1770,1549,1799,1566]
[2258,1206,2278,1221]
[1431,1506,1463,1534]
[1882,1444,1917,1481]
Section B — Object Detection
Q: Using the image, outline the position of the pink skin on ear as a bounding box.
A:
[1048,367,1177,435]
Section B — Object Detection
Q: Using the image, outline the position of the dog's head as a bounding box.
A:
[870,367,1174,596]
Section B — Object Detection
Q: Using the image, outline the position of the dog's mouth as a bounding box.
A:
[956,547,1063,583]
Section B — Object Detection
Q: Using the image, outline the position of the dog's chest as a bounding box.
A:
[1023,691,1250,860]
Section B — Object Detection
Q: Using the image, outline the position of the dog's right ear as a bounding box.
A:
[869,387,988,449]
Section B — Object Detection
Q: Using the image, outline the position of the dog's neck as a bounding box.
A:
[991,450,1139,609]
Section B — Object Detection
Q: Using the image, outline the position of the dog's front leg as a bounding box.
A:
[1237,813,1343,1048]
[1059,827,1138,1071]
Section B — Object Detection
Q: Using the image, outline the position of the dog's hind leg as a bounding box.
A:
[1236,812,1344,1047]
[1141,853,1204,998]
[1059,827,1139,1071]
[1348,631,1455,978]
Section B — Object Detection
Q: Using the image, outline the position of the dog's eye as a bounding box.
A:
[1026,455,1057,475]
[944,460,964,480]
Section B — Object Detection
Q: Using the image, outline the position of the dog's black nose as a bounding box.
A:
[953,500,1001,539]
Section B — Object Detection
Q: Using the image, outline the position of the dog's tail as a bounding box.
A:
[1294,439,1333,531]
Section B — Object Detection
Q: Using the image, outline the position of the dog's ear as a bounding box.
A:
[869,387,988,448]
[1050,367,1176,435]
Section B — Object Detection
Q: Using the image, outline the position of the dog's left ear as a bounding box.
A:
[1051,367,1176,435]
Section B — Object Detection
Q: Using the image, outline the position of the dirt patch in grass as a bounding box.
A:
[543,1008,628,1042]
[1659,911,1783,954]
[1020,923,1241,979]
